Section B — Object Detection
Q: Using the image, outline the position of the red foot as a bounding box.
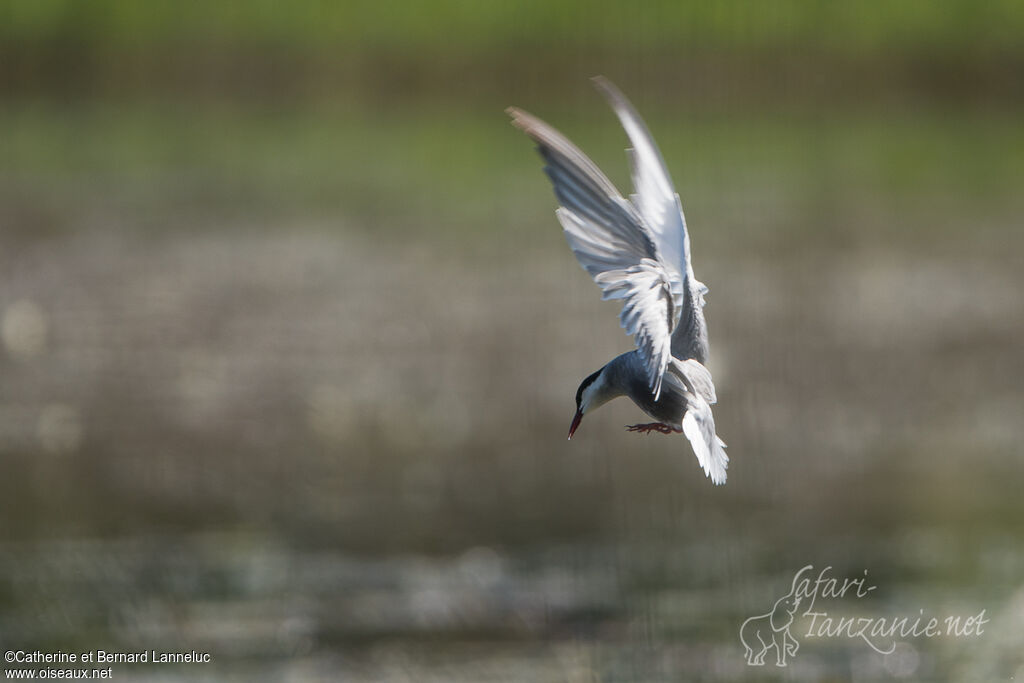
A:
[625,422,679,435]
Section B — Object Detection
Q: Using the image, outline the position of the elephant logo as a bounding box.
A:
[740,579,802,666]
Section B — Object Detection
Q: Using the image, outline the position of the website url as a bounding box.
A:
[5,669,112,679]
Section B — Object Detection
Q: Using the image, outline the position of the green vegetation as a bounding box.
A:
[3,0,1021,247]
[4,103,1022,251]
[4,0,1024,54]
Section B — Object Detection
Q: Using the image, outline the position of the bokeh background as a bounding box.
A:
[2,2,1022,680]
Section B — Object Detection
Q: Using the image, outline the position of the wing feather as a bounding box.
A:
[590,77,711,363]
[667,357,717,404]
[592,77,689,280]
[510,105,682,398]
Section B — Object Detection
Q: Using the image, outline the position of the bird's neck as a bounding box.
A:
[584,360,629,412]
[602,353,644,395]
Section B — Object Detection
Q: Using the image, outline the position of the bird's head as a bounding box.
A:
[568,367,611,440]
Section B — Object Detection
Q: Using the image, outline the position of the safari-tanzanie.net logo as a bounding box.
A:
[739,565,988,667]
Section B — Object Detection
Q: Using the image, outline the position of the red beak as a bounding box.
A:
[567,408,583,440]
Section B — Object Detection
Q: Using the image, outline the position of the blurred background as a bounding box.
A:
[1,1,1022,680]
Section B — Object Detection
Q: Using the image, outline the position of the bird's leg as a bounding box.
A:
[625,423,679,435]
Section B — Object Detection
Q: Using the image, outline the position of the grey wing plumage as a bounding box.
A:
[591,76,688,279]
[667,357,717,405]
[590,77,709,364]
[507,105,681,399]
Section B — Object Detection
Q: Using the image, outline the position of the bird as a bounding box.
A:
[507,77,729,485]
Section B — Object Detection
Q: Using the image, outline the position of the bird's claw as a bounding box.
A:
[625,422,677,435]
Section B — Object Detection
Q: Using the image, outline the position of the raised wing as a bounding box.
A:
[590,77,709,363]
[591,76,689,283]
[508,105,683,399]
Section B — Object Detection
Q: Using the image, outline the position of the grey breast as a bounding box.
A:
[612,351,689,425]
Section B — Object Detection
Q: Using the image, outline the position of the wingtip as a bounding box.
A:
[590,75,627,105]
[506,106,538,134]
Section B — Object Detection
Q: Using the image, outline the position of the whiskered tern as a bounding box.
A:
[508,77,729,485]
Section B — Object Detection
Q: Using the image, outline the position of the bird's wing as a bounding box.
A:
[508,106,683,399]
[666,357,717,404]
[590,77,708,360]
[591,77,689,285]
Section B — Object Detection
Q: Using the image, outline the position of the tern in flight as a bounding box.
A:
[508,77,728,484]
